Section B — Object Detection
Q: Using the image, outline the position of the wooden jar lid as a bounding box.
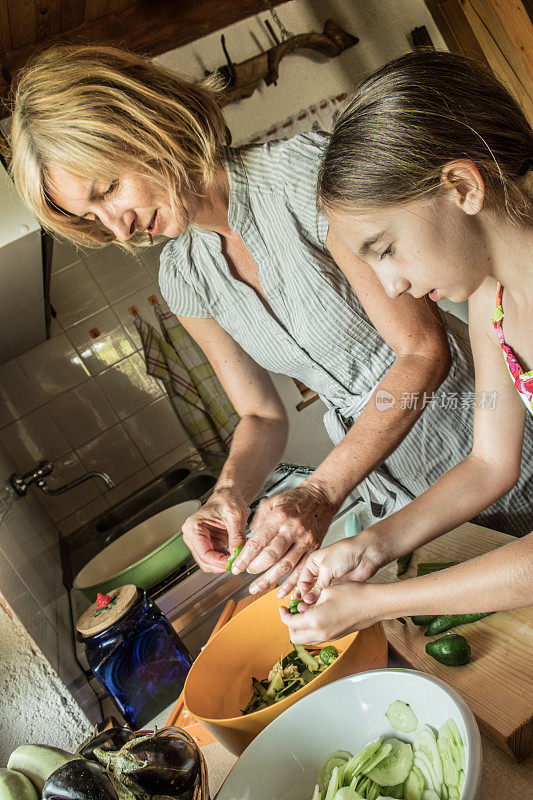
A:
[76,585,139,638]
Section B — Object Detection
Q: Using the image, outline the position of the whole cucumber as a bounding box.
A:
[7,745,75,793]
[0,768,39,800]
[425,612,493,637]
[411,615,437,627]
[425,634,471,666]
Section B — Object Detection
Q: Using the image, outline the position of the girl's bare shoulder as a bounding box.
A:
[468,276,500,341]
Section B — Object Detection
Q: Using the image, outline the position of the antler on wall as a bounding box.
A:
[212,19,359,105]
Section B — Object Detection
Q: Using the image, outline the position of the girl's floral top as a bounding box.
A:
[492,282,533,415]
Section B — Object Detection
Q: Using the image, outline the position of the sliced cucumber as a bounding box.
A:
[360,743,393,776]
[367,738,413,787]
[332,788,363,800]
[404,765,425,800]
[413,725,444,786]
[422,792,441,800]
[437,730,459,787]
[366,780,381,800]
[310,784,321,800]
[413,753,437,792]
[445,719,466,772]
[341,739,382,785]
[457,770,465,794]
[447,787,460,800]
[385,700,419,733]
[318,753,351,791]
[325,766,341,800]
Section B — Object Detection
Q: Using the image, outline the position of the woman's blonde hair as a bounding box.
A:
[319,50,533,224]
[8,44,228,247]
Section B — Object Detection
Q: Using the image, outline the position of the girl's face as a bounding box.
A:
[46,166,194,240]
[327,192,489,303]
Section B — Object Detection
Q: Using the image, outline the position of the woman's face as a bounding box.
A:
[327,193,489,303]
[46,165,193,240]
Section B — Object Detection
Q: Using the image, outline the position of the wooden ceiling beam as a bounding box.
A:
[1,0,290,114]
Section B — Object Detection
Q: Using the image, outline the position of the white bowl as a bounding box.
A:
[216,668,481,800]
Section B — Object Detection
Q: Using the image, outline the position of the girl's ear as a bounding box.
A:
[440,159,485,215]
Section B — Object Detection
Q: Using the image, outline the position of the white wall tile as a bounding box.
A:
[76,424,146,485]
[66,308,136,375]
[111,284,170,342]
[0,359,44,426]
[48,382,118,448]
[101,467,154,508]
[34,451,104,523]
[137,241,166,280]
[51,238,89,274]
[85,244,152,303]
[51,261,108,328]
[149,443,198,478]
[95,352,164,419]
[0,406,71,471]
[122,397,191,463]
[18,333,90,401]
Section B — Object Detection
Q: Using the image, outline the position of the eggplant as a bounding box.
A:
[96,728,202,798]
[122,732,199,796]
[78,728,136,763]
[41,759,131,800]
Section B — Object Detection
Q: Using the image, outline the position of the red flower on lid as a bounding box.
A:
[96,592,113,609]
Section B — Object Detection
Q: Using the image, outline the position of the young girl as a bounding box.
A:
[281,50,533,644]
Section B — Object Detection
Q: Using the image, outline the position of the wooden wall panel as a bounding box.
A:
[7,0,36,50]
[60,0,85,31]
[0,3,12,54]
[35,0,62,42]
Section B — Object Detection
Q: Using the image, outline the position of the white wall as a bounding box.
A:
[156,0,447,143]
[0,602,91,764]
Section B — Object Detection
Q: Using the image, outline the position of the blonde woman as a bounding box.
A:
[282,50,533,644]
[9,45,533,600]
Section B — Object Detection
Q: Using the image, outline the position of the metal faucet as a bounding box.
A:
[9,460,115,497]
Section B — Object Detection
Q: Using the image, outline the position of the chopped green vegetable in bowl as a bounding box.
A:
[242,643,340,715]
[308,701,467,800]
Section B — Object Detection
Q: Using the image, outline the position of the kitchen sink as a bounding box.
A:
[100,473,217,545]
[60,459,220,587]
[95,467,191,533]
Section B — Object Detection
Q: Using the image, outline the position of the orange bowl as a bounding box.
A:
[183,588,388,755]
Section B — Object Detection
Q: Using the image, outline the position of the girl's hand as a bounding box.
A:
[181,487,248,572]
[295,529,392,604]
[232,482,338,596]
[280,582,383,644]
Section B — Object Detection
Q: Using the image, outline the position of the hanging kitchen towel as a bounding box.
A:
[133,309,237,454]
[151,300,239,448]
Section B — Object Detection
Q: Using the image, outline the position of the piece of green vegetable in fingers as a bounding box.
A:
[226,544,243,571]
[424,612,493,637]
[425,634,471,666]
[288,598,304,614]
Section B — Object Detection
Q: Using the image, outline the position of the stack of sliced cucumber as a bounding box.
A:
[308,700,467,800]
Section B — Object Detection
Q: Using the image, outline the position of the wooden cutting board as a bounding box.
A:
[369,521,533,761]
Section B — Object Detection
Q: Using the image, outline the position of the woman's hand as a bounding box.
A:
[295,528,392,603]
[181,487,248,572]
[280,582,383,644]
[231,482,338,596]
